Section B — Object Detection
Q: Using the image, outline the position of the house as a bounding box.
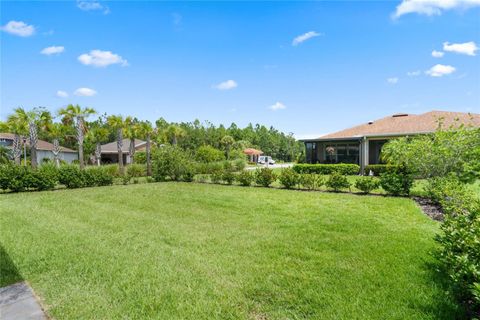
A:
[0,132,78,164]
[301,111,480,172]
[243,148,263,163]
[100,138,146,164]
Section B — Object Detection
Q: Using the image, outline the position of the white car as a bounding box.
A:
[258,156,275,165]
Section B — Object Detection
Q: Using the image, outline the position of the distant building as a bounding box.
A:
[100,138,147,164]
[300,111,480,172]
[0,132,78,164]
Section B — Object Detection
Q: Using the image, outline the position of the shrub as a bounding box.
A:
[30,165,58,190]
[379,168,413,196]
[181,163,196,182]
[364,164,400,176]
[434,181,480,310]
[195,145,224,163]
[236,170,253,186]
[126,164,146,178]
[255,168,277,187]
[195,161,224,175]
[86,167,114,186]
[299,174,324,190]
[121,174,130,185]
[152,146,193,182]
[102,164,120,177]
[278,168,300,189]
[134,151,146,164]
[195,174,209,183]
[210,171,223,184]
[354,176,380,194]
[221,171,236,185]
[233,158,246,171]
[59,165,85,189]
[0,164,31,192]
[293,163,360,175]
[146,176,155,183]
[325,172,351,192]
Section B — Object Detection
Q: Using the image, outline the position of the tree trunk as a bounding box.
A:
[117,128,124,175]
[172,135,177,145]
[129,138,135,164]
[95,143,102,166]
[76,117,85,170]
[29,122,38,169]
[13,134,21,165]
[146,134,151,176]
[52,139,60,168]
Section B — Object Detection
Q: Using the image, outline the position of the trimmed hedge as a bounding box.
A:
[364,164,400,176]
[293,163,360,175]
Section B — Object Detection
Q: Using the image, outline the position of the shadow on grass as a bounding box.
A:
[0,244,23,287]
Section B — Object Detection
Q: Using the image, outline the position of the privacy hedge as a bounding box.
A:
[293,163,360,175]
[364,164,400,176]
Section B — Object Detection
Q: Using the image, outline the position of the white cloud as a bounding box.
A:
[77,0,110,14]
[1,21,35,37]
[407,70,421,76]
[432,50,444,58]
[393,0,480,18]
[74,87,97,96]
[443,41,478,56]
[56,90,69,98]
[387,77,399,84]
[269,102,286,111]
[78,50,128,67]
[292,31,322,46]
[41,46,65,55]
[213,80,238,90]
[425,64,456,77]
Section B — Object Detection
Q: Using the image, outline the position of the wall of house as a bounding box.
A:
[36,150,78,164]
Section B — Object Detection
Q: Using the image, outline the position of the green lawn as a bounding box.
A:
[0,183,462,319]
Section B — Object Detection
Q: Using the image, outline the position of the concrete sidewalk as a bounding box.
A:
[0,282,47,320]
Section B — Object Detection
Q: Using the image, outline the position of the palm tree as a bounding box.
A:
[221,135,235,159]
[6,114,28,165]
[165,124,185,145]
[124,116,139,164]
[107,115,125,174]
[58,104,96,170]
[46,122,67,167]
[87,126,109,166]
[0,146,11,164]
[137,121,154,176]
[12,107,51,169]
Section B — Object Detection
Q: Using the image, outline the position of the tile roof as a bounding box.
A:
[0,132,77,153]
[100,138,146,154]
[313,111,480,140]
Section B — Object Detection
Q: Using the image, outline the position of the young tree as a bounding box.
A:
[221,135,235,160]
[87,126,110,166]
[46,122,67,167]
[137,121,155,176]
[107,115,126,174]
[11,107,51,169]
[124,116,139,164]
[165,124,185,145]
[58,104,96,169]
[6,114,28,165]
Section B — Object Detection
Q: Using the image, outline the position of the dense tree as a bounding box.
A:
[136,121,155,176]
[107,115,126,174]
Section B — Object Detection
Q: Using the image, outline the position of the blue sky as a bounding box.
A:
[1,0,479,138]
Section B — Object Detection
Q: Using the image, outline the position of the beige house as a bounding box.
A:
[301,111,480,172]
[100,138,147,164]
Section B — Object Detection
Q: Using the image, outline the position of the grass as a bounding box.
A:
[0,182,462,319]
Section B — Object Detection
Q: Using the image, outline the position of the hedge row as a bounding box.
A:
[292,163,360,175]
[364,164,401,176]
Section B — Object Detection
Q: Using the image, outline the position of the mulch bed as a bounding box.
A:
[412,196,444,221]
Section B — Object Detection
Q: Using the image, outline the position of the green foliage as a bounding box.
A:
[195,161,224,175]
[86,167,114,186]
[59,165,113,189]
[293,163,360,175]
[102,164,120,177]
[379,169,413,196]
[152,145,194,182]
[127,164,146,178]
[236,170,254,186]
[254,168,277,187]
[382,126,480,183]
[326,172,351,192]
[299,174,324,190]
[195,145,225,163]
[0,165,30,192]
[364,164,400,176]
[278,168,300,189]
[134,151,147,164]
[233,158,246,171]
[210,171,223,184]
[354,176,380,194]
[221,171,236,185]
[434,179,480,310]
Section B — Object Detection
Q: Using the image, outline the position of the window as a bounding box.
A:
[325,142,359,164]
[305,142,318,163]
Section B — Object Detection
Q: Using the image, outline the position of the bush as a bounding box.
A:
[379,168,413,196]
[210,171,223,184]
[152,146,194,182]
[364,164,400,176]
[195,145,224,163]
[0,164,31,192]
[102,164,120,177]
[299,174,324,190]
[126,164,146,178]
[434,180,480,310]
[59,165,85,189]
[236,170,253,186]
[354,176,380,194]
[325,172,351,192]
[221,171,236,185]
[233,158,246,171]
[181,163,196,182]
[86,167,114,186]
[254,168,277,187]
[195,161,224,175]
[278,168,300,189]
[293,163,360,175]
[134,151,146,164]
[30,165,58,190]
